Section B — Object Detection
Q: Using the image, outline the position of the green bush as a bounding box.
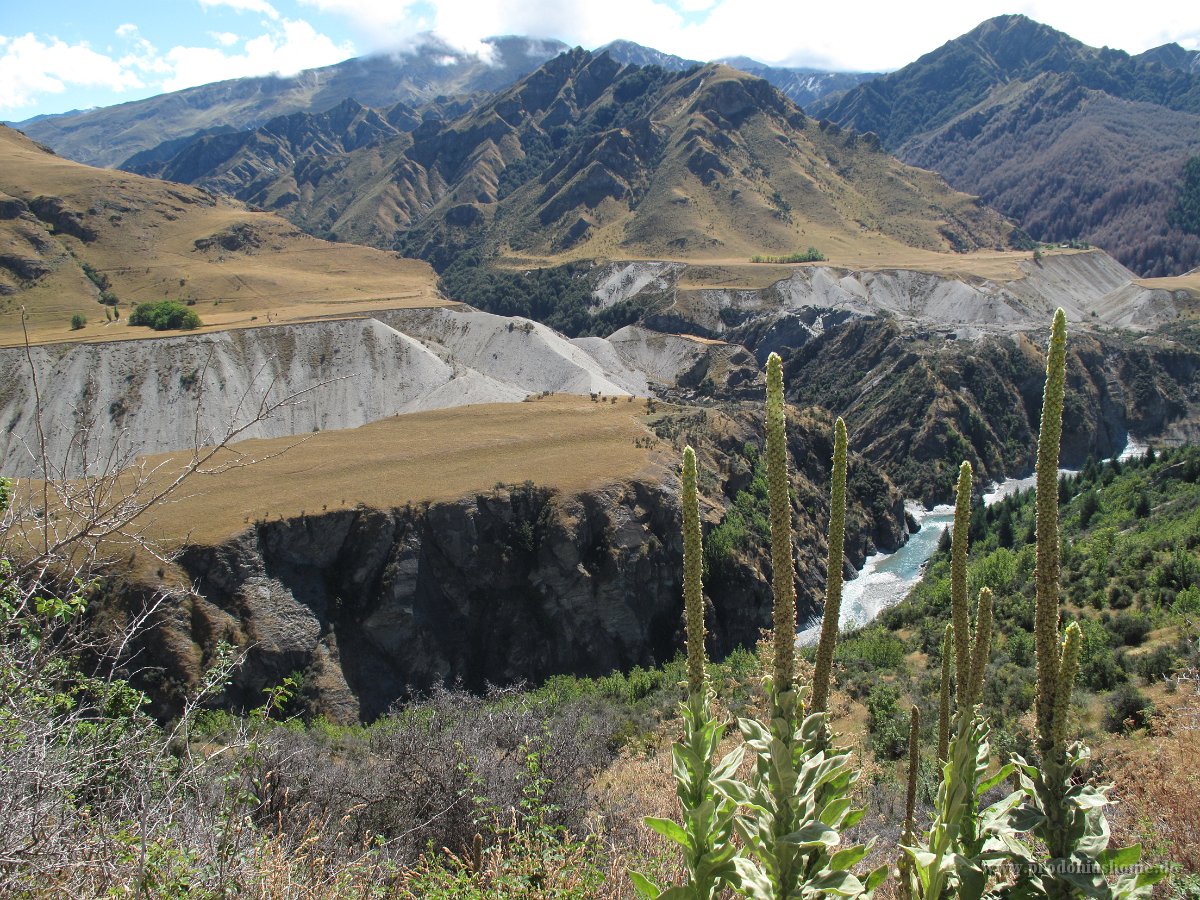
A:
[129,300,202,331]
[1108,611,1152,646]
[865,683,908,759]
[1136,644,1179,681]
[1104,683,1154,732]
[70,313,86,330]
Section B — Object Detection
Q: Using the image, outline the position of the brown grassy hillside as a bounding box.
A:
[133,394,656,546]
[0,126,443,348]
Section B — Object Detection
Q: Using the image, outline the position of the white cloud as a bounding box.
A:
[116,24,139,38]
[211,31,241,47]
[162,18,354,90]
[198,0,281,19]
[0,33,143,110]
[297,0,1200,74]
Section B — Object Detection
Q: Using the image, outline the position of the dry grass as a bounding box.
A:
[0,126,445,348]
[1099,673,1200,877]
[128,394,658,546]
[500,247,1081,292]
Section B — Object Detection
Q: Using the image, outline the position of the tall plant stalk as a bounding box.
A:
[1004,310,1164,899]
[902,472,1016,900]
[811,417,848,718]
[633,447,742,900]
[725,362,883,898]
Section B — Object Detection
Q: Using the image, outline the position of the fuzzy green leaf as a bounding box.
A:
[864,864,889,893]
[829,843,870,871]
[644,816,692,850]
[977,762,1015,797]
[1097,844,1141,872]
[712,744,744,781]
[629,870,662,898]
[780,822,839,848]
[730,857,772,900]
[805,870,866,896]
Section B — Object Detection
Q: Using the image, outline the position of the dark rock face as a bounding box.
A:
[27,195,96,242]
[173,482,687,722]
[776,317,1200,505]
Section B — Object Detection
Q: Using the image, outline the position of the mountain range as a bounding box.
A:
[118,48,1009,268]
[14,16,1200,277]
[13,36,873,171]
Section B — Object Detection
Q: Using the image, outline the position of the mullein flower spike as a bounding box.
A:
[966,587,993,710]
[764,352,796,696]
[938,622,953,762]
[811,416,848,715]
[1051,621,1082,752]
[950,460,973,709]
[904,705,920,842]
[681,446,706,703]
[1035,309,1068,753]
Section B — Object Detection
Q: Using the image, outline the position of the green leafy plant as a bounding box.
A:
[899,462,1020,900]
[633,446,742,899]
[1001,310,1165,899]
[719,360,884,898]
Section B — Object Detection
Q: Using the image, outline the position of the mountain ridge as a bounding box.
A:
[816,13,1200,276]
[13,35,570,169]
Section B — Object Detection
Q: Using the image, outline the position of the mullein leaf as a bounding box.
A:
[828,844,870,871]
[628,871,662,898]
[644,816,692,850]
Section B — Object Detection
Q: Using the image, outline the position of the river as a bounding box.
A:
[796,438,1147,645]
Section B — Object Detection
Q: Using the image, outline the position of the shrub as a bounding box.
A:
[1108,611,1152,646]
[865,683,908,759]
[129,300,202,331]
[1135,644,1179,682]
[1104,684,1154,732]
[70,313,86,330]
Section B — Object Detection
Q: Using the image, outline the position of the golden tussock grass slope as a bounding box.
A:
[134,394,657,547]
[0,126,444,348]
[1136,269,1200,309]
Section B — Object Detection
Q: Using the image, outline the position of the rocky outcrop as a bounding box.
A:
[162,481,683,722]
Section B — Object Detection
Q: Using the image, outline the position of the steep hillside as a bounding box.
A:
[898,75,1200,277]
[0,126,442,346]
[127,50,1012,268]
[13,36,567,168]
[817,15,1200,276]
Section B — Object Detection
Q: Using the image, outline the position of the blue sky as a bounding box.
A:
[3,0,1198,122]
